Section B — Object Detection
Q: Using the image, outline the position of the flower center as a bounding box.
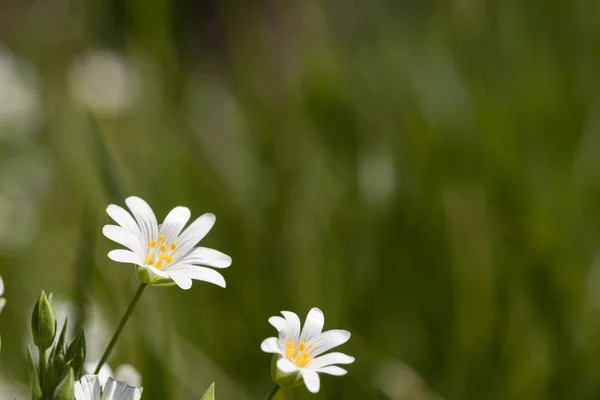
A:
[285,340,311,367]
[146,234,177,269]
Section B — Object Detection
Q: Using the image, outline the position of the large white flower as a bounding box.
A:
[75,375,142,400]
[103,196,232,289]
[261,308,355,393]
[85,361,142,388]
[0,275,6,313]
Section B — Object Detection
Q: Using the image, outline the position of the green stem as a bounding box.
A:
[265,384,280,400]
[94,283,147,374]
[39,350,46,389]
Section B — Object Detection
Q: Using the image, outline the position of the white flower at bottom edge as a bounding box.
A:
[75,374,142,400]
[85,361,142,388]
[0,274,5,313]
[260,307,355,393]
[102,196,232,290]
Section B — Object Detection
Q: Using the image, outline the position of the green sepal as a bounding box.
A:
[52,368,74,400]
[27,346,42,400]
[201,382,215,400]
[271,355,303,389]
[66,328,86,378]
[31,291,57,351]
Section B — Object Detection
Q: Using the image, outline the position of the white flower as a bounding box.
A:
[85,361,142,388]
[261,308,355,393]
[75,375,142,400]
[103,196,232,289]
[0,275,6,313]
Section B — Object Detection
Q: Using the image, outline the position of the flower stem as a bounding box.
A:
[264,384,280,400]
[39,350,46,388]
[94,283,147,374]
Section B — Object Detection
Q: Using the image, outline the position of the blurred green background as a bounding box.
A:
[1,0,600,399]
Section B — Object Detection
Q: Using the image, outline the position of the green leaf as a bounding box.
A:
[27,346,42,400]
[52,368,74,400]
[201,382,216,400]
[66,328,87,378]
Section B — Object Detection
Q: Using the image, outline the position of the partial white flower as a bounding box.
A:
[75,375,142,400]
[261,308,355,393]
[0,275,6,313]
[85,361,142,388]
[102,196,232,290]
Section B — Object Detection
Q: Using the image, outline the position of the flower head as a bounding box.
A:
[0,275,6,313]
[103,196,232,289]
[261,308,355,393]
[75,375,142,400]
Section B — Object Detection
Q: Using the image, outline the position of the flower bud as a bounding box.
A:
[271,355,303,389]
[31,291,57,351]
[52,368,74,400]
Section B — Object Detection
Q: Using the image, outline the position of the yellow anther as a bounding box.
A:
[299,342,306,351]
[170,242,177,251]
[158,254,173,263]
[160,243,167,252]
[286,341,294,348]
[286,347,296,360]
[296,352,310,367]
[149,240,157,249]
[155,262,163,269]
[159,234,165,242]
[145,255,152,262]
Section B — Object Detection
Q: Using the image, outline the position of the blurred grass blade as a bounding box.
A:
[89,115,127,202]
[72,205,96,331]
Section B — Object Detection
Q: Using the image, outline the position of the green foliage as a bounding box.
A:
[51,369,74,400]
[200,383,215,400]
[31,292,56,352]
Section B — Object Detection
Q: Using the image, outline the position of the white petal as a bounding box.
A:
[277,357,299,374]
[268,316,287,332]
[308,352,355,369]
[84,362,113,387]
[169,271,193,290]
[0,298,5,314]
[160,206,191,243]
[0,275,4,296]
[300,308,324,342]
[178,247,231,268]
[261,337,283,354]
[281,311,301,339]
[108,250,143,266]
[171,265,226,288]
[125,196,158,245]
[102,377,143,400]
[115,364,142,387]
[309,330,351,357]
[146,265,170,278]
[174,213,216,255]
[103,225,144,255]
[106,204,143,242]
[75,375,102,400]
[316,366,347,376]
[301,369,321,393]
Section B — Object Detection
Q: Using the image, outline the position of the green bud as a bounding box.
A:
[31,291,57,351]
[270,355,303,389]
[52,368,74,400]
[66,328,86,378]
[201,382,215,400]
[27,346,42,400]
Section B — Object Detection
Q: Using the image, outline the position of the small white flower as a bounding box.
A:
[261,308,355,393]
[0,275,6,313]
[75,375,142,400]
[103,196,232,289]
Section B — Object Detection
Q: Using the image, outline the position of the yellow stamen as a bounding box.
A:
[170,242,177,251]
[160,243,167,252]
[159,234,165,242]
[155,262,163,269]
[145,255,152,262]
[286,347,296,360]
[158,254,173,263]
[299,342,306,351]
[149,240,157,249]
[296,352,310,367]
[286,341,294,348]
